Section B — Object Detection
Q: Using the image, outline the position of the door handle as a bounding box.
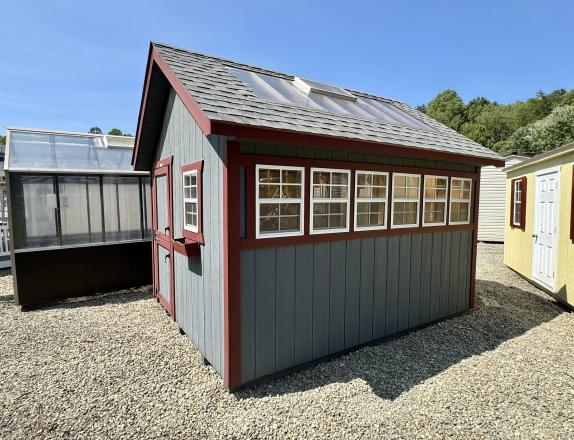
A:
[532,234,538,238]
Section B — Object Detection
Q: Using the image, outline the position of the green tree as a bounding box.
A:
[0,135,5,146]
[107,128,123,135]
[89,127,103,134]
[465,97,491,123]
[508,105,574,155]
[426,89,466,131]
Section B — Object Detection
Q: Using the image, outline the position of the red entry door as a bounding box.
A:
[152,160,175,317]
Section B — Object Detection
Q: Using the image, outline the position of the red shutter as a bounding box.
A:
[520,176,527,231]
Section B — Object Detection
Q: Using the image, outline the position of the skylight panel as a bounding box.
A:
[293,77,357,102]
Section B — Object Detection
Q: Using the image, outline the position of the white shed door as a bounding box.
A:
[532,169,559,291]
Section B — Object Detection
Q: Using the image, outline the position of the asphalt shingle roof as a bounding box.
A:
[153,42,501,162]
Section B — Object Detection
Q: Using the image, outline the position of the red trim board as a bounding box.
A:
[211,121,505,168]
[223,140,242,389]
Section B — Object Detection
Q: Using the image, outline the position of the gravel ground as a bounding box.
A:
[1,243,573,439]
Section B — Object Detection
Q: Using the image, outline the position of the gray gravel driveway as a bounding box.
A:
[1,243,573,439]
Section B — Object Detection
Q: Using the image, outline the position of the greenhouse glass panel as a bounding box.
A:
[8,132,133,171]
[59,176,104,245]
[117,176,143,241]
[14,175,59,248]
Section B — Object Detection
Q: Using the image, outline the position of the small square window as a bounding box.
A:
[256,165,304,238]
[449,177,472,225]
[391,173,421,228]
[355,171,388,230]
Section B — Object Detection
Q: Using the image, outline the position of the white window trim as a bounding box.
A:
[181,170,200,233]
[354,170,388,231]
[390,173,421,229]
[255,164,305,239]
[449,177,472,225]
[310,167,351,235]
[512,179,522,227]
[183,169,199,233]
[422,175,449,227]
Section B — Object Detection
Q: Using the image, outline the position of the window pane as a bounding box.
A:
[393,201,418,226]
[260,217,279,233]
[372,187,386,198]
[313,171,330,184]
[356,201,386,227]
[142,177,151,239]
[424,201,446,224]
[280,216,299,231]
[280,203,300,216]
[330,186,347,198]
[357,187,372,198]
[372,174,387,186]
[331,172,348,185]
[117,176,142,240]
[313,185,330,198]
[282,185,301,198]
[513,202,521,225]
[259,168,280,183]
[259,184,280,199]
[103,177,120,240]
[450,202,470,223]
[260,203,280,217]
[282,169,301,183]
[12,175,58,249]
[59,176,93,245]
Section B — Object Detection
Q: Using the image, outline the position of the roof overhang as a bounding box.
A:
[133,44,505,170]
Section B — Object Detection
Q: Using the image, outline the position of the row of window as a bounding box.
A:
[255,165,473,238]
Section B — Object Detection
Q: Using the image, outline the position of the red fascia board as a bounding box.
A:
[132,44,212,167]
[210,120,505,168]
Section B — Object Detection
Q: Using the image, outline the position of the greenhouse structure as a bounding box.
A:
[5,128,152,307]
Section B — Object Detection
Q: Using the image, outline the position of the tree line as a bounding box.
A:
[417,88,574,156]
[89,127,133,136]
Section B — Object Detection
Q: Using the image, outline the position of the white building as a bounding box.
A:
[477,155,527,242]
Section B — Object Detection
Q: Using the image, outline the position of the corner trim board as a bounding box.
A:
[223,140,242,388]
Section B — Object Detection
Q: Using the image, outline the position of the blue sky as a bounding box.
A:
[1,0,573,135]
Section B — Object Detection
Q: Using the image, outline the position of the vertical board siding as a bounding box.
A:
[344,240,361,348]
[156,90,225,376]
[255,248,276,377]
[312,242,331,359]
[240,230,473,384]
[372,237,388,339]
[359,238,375,344]
[294,244,314,365]
[275,246,296,372]
[329,241,346,354]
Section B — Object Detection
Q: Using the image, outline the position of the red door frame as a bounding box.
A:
[152,156,175,318]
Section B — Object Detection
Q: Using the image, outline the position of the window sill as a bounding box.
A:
[172,237,200,257]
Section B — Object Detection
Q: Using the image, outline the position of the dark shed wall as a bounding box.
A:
[155,89,225,376]
[13,241,152,307]
[240,230,472,383]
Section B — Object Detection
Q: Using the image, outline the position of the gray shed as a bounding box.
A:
[133,42,504,390]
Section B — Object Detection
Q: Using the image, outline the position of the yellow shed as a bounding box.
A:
[504,142,574,308]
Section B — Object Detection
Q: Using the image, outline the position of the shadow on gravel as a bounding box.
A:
[22,287,153,312]
[236,279,564,401]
